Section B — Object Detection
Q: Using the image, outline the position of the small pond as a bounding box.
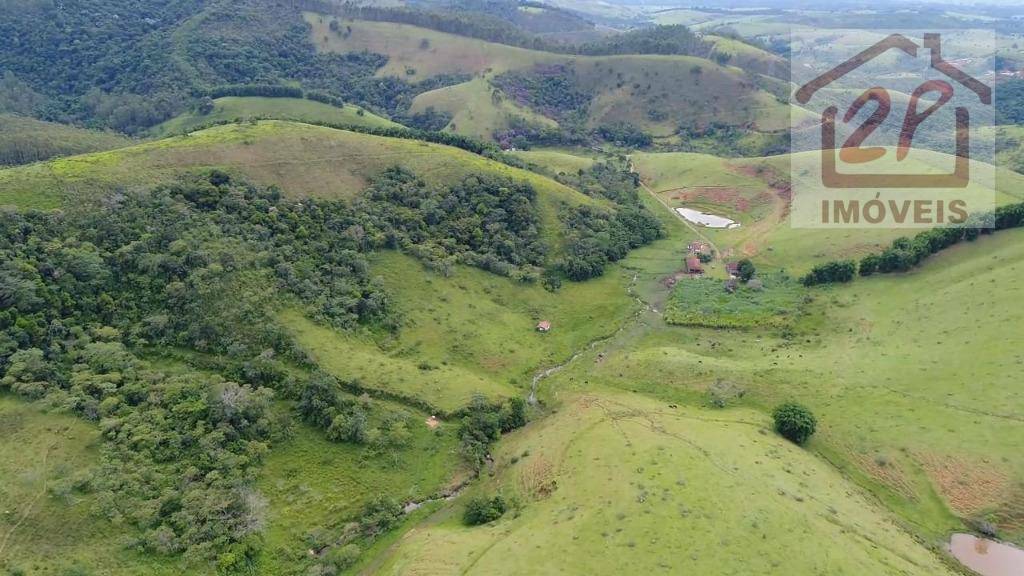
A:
[674,207,740,229]
[948,533,1024,576]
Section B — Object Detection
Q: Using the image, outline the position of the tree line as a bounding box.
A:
[180,115,528,169]
[802,201,1024,286]
[333,4,728,61]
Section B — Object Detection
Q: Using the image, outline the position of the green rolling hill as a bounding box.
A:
[0,114,133,166]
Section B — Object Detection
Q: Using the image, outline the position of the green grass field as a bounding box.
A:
[573,228,1024,547]
[280,309,516,414]
[0,121,597,257]
[632,148,1024,275]
[665,273,805,328]
[705,34,788,78]
[306,14,562,81]
[512,148,597,176]
[0,114,132,166]
[409,77,556,141]
[373,391,959,575]
[357,159,1013,572]
[257,405,462,575]
[307,15,792,138]
[279,247,638,413]
[149,96,399,137]
[0,396,188,576]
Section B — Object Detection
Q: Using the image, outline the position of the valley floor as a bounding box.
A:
[3,133,1022,575]
[355,186,1024,573]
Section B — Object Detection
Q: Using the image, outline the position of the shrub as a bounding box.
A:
[772,402,817,445]
[323,543,361,571]
[737,259,755,283]
[499,396,528,432]
[859,253,881,276]
[463,495,507,526]
[801,260,856,286]
[359,495,402,537]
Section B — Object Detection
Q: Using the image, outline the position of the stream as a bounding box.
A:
[528,272,658,405]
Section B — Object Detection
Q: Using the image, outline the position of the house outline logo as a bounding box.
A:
[795,33,992,189]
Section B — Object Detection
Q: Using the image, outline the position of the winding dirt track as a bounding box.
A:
[629,159,721,257]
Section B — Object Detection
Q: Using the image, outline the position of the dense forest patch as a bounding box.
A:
[0,0,461,133]
[0,168,554,566]
[0,114,133,166]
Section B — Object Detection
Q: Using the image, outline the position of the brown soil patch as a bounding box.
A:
[918,452,1013,516]
[730,162,789,189]
[479,356,509,371]
[850,452,917,499]
[517,455,557,500]
[671,186,749,212]
[989,485,1024,532]
[425,416,440,429]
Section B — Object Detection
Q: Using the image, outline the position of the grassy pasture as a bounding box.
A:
[705,34,788,77]
[306,16,792,136]
[306,15,561,81]
[664,273,805,328]
[149,96,399,137]
[410,77,556,140]
[280,309,516,414]
[257,409,462,575]
[279,247,639,413]
[0,114,132,167]
[650,8,717,26]
[519,147,1024,544]
[512,148,597,176]
[0,121,597,256]
[632,149,1024,275]
[373,391,958,575]
[584,228,1024,545]
[569,55,792,134]
[366,161,952,571]
[0,396,188,576]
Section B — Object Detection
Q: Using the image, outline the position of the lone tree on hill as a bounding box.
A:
[772,402,816,445]
[738,258,755,283]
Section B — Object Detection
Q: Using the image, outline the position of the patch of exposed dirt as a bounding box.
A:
[917,452,1014,516]
[480,356,510,371]
[670,186,749,212]
[730,161,789,189]
[988,485,1024,533]
[517,455,557,500]
[850,451,917,500]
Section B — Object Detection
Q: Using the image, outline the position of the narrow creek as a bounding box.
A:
[528,272,657,405]
[948,533,1024,576]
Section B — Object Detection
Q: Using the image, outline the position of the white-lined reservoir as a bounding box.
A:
[675,207,740,228]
